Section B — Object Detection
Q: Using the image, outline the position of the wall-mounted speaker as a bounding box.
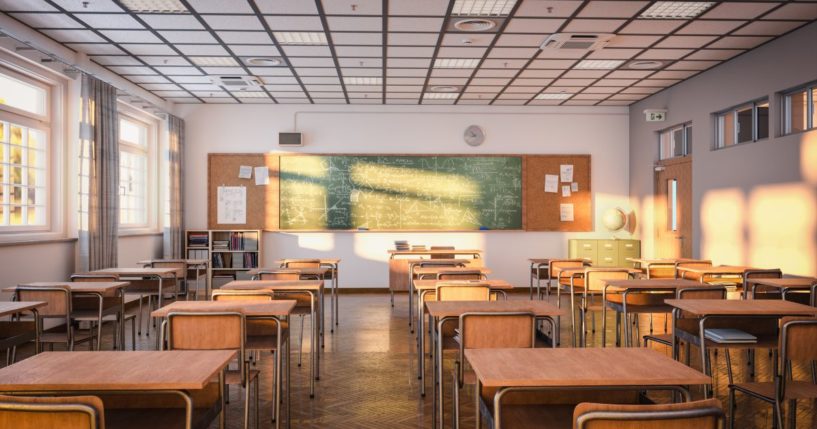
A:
[279,132,302,146]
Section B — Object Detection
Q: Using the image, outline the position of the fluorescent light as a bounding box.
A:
[424,93,459,100]
[452,0,517,16]
[234,92,268,98]
[433,58,481,69]
[343,77,383,85]
[273,32,328,45]
[574,59,625,70]
[189,57,239,67]
[535,93,573,100]
[120,0,187,13]
[639,2,714,19]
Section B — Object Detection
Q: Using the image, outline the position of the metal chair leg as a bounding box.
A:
[728,387,736,429]
[298,314,305,367]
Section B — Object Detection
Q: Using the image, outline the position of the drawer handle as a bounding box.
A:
[625,244,633,248]
[583,245,591,248]
[604,257,613,261]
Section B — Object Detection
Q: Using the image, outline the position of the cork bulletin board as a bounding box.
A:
[207,153,279,230]
[524,155,592,232]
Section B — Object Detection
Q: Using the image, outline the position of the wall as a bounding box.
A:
[629,22,817,276]
[177,104,631,288]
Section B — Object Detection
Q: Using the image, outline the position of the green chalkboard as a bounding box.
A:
[279,155,523,230]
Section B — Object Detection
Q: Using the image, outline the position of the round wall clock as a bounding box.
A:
[464,125,485,146]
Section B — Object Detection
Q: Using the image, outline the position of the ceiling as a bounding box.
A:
[2,0,816,106]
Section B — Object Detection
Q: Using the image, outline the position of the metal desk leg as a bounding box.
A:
[408,262,416,331]
[119,288,126,350]
[431,316,437,429]
[333,263,339,328]
[309,291,317,398]
[274,317,283,429]
[699,316,710,399]
[219,370,226,429]
[529,262,534,299]
[418,291,425,391]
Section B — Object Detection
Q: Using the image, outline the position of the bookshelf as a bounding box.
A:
[185,229,262,285]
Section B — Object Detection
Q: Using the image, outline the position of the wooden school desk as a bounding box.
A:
[139,259,209,300]
[413,279,514,397]
[626,258,700,278]
[676,265,755,284]
[388,249,483,310]
[250,266,330,341]
[10,282,130,351]
[426,300,564,429]
[152,300,295,428]
[528,258,589,299]
[745,277,817,302]
[403,258,474,329]
[465,348,711,429]
[276,258,342,330]
[0,301,45,355]
[0,350,234,429]
[410,266,493,330]
[666,299,817,396]
[220,279,323,397]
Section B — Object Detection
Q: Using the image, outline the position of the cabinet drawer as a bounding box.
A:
[596,255,618,267]
[618,240,641,258]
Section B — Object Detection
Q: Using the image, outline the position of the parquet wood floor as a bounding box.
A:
[5,292,816,428]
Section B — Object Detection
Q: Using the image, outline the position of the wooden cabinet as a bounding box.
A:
[568,239,640,267]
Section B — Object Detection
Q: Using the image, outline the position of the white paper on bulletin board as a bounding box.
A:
[217,186,247,224]
[560,203,574,222]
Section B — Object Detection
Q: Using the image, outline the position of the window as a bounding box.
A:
[784,83,817,134]
[715,99,768,149]
[668,179,678,232]
[119,116,150,227]
[0,66,50,230]
[658,123,692,160]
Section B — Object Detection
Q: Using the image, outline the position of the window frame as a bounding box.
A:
[657,122,692,161]
[714,98,769,150]
[117,103,160,235]
[782,81,816,136]
[0,60,58,236]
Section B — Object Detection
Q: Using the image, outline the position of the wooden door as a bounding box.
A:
[654,158,692,258]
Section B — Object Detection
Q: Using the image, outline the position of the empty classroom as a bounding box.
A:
[0,1,816,428]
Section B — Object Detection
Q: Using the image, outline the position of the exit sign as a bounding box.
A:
[644,110,667,122]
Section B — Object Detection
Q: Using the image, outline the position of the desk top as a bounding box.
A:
[414,279,513,291]
[9,282,130,294]
[92,267,180,278]
[466,348,710,388]
[425,300,564,318]
[276,258,340,265]
[627,258,698,265]
[138,259,208,266]
[559,267,641,276]
[152,300,296,318]
[248,267,329,277]
[602,279,704,290]
[748,277,817,288]
[404,258,474,265]
[0,301,46,318]
[529,258,587,265]
[388,249,482,256]
[676,265,754,275]
[414,266,492,276]
[665,299,817,316]
[221,280,323,291]
[0,351,235,392]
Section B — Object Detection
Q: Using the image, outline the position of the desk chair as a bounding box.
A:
[574,398,724,429]
[430,246,456,260]
[545,259,588,300]
[255,271,313,367]
[674,260,713,278]
[146,261,186,298]
[451,312,536,429]
[605,286,675,348]
[729,317,817,429]
[14,286,94,352]
[165,311,258,429]
[0,394,105,429]
[279,259,322,280]
[70,274,137,351]
[568,268,632,347]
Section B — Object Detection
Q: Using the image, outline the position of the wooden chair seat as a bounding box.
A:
[0,394,105,429]
[496,404,575,429]
[732,381,817,401]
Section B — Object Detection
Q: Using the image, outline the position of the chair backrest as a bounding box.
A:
[550,260,586,280]
[148,261,186,276]
[436,282,490,301]
[212,290,274,302]
[573,398,724,429]
[166,311,247,382]
[437,270,486,281]
[459,312,535,350]
[256,270,301,281]
[15,286,71,318]
[0,394,105,429]
[675,260,712,278]
[281,259,321,269]
[585,269,631,292]
[430,246,455,259]
[644,263,676,279]
[780,317,817,377]
[70,274,119,282]
[677,286,727,300]
[744,268,783,281]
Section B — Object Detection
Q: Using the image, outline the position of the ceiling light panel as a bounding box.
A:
[452,0,518,17]
[535,93,573,100]
[433,58,481,69]
[189,57,239,67]
[343,77,383,85]
[233,92,269,98]
[120,0,188,13]
[273,32,328,45]
[424,93,459,100]
[574,59,625,70]
[639,2,715,19]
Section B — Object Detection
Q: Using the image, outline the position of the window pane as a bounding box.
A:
[685,126,692,155]
[736,106,753,143]
[9,205,22,225]
[120,119,146,147]
[787,90,808,133]
[756,101,769,140]
[668,179,678,232]
[659,131,671,160]
[672,127,684,157]
[719,112,735,147]
[812,88,816,129]
[0,73,47,116]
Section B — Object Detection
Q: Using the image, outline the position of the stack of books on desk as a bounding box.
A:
[411,245,427,251]
[704,329,757,344]
[394,241,410,251]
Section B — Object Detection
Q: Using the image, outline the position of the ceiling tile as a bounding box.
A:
[578,1,649,18]
[563,19,626,33]
[701,2,780,19]
[504,18,564,34]
[387,58,431,68]
[529,59,576,69]
[251,68,293,76]
[230,45,281,56]
[175,44,229,56]
[389,17,444,32]
[187,0,254,13]
[386,85,423,92]
[335,46,383,57]
[8,12,83,28]
[74,13,143,29]
[68,43,125,55]
[685,49,744,61]
[289,57,337,67]
[481,59,529,68]
[514,78,555,85]
[281,45,333,57]
[181,83,223,91]
[338,57,382,67]
[389,0,449,15]
[733,20,807,36]
[108,65,155,75]
[91,55,142,66]
[436,47,489,58]
[328,16,382,31]
[582,86,621,94]
[561,70,608,79]
[100,30,162,44]
[586,49,641,60]
[607,35,662,48]
[464,86,503,93]
[655,35,717,49]
[620,86,663,95]
[650,70,700,80]
[676,20,746,35]
[41,29,106,44]
[52,0,123,12]
[554,78,597,86]
[202,15,264,31]
[388,46,436,57]
[387,77,426,85]
[333,32,383,45]
[201,66,246,75]
[504,86,542,93]
[264,16,324,31]
[666,60,719,70]
[158,30,218,44]
[322,0,381,15]
[430,69,474,78]
[437,33,492,48]
[168,75,212,83]
[341,68,382,76]
[634,79,680,87]
[428,77,471,84]
[140,83,182,91]
[255,0,319,14]
[138,14,204,30]
[515,0,582,18]
[572,93,605,100]
[0,0,56,11]
[388,33,440,46]
[519,69,563,78]
[636,49,694,60]
[475,69,518,77]
[126,75,170,83]
[154,66,203,76]
[153,90,193,97]
[708,36,772,50]
[606,70,652,79]
[619,19,685,34]
[216,31,273,45]
[488,47,539,59]
[764,3,817,20]
[495,34,546,47]
[536,49,585,59]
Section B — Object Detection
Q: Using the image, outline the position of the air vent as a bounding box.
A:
[453,18,497,32]
[210,76,263,89]
[539,33,614,51]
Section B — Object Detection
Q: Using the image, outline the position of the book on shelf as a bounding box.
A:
[187,249,209,260]
[187,232,209,247]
